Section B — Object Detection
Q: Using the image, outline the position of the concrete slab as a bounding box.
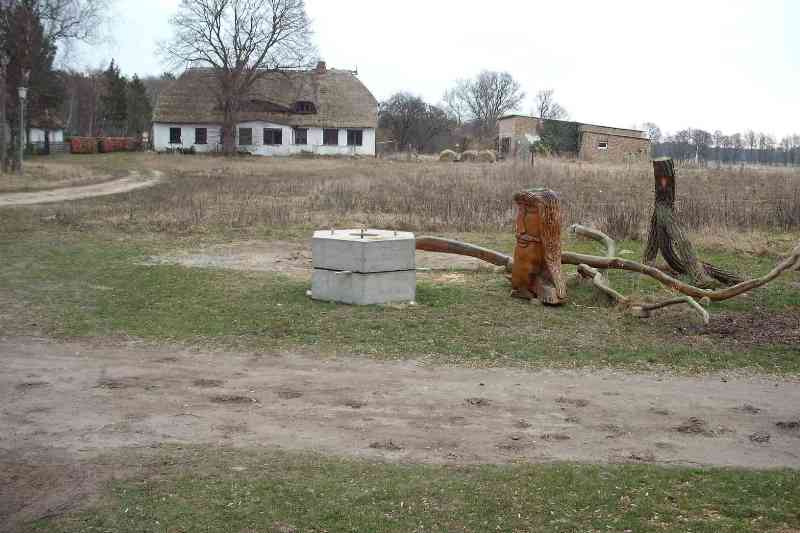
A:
[312,229,415,273]
[311,269,416,305]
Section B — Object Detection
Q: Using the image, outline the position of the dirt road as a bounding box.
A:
[3,336,798,469]
[2,335,800,528]
[0,172,161,207]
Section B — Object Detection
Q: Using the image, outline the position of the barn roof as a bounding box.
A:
[153,66,378,128]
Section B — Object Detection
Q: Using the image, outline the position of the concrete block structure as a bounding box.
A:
[311,229,416,305]
[498,115,651,163]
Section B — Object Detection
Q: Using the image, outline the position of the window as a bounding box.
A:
[263,128,283,145]
[347,129,363,147]
[239,127,253,146]
[323,128,339,146]
[169,127,181,144]
[294,128,308,145]
[293,101,316,114]
[500,137,511,154]
[195,128,207,145]
[597,141,608,151]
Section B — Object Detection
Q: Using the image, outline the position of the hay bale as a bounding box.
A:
[460,150,479,162]
[478,150,496,163]
[439,149,458,162]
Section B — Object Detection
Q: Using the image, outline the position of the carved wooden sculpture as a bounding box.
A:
[510,188,567,305]
[644,157,742,286]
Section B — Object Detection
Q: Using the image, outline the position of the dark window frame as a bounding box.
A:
[239,127,253,146]
[195,127,207,145]
[293,101,316,114]
[263,128,283,146]
[294,127,308,145]
[169,127,182,144]
[323,128,339,146]
[597,140,609,151]
[347,129,363,147]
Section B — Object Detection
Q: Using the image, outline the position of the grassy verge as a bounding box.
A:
[30,447,800,532]
[1,231,797,373]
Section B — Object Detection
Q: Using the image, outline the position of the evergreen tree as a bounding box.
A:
[99,59,127,135]
[1,1,63,160]
[126,74,151,136]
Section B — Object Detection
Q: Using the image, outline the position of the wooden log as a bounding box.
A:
[415,236,512,269]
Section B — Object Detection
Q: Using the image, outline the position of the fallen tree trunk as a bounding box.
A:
[416,234,800,304]
[561,246,799,302]
[415,236,512,270]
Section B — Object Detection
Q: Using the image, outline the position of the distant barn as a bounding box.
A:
[152,62,378,156]
[498,115,651,162]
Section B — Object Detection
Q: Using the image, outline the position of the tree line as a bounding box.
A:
[645,124,800,166]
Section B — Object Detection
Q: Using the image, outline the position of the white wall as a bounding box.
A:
[28,128,64,144]
[153,123,222,153]
[153,122,375,156]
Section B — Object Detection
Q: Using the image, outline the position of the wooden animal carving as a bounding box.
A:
[511,188,567,305]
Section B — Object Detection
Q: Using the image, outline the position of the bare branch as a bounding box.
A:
[632,297,710,325]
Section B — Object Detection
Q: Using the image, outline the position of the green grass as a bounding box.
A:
[30,447,800,532]
[1,232,798,373]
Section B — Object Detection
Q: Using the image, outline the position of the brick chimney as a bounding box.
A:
[315,61,327,73]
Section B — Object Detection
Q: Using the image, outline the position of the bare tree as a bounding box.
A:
[534,89,567,120]
[165,0,314,154]
[446,71,524,139]
[379,92,453,153]
[642,121,662,143]
[37,0,105,44]
[441,88,468,127]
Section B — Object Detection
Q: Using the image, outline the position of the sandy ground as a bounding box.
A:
[143,239,500,275]
[0,172,162,207]
[2,336,800,528]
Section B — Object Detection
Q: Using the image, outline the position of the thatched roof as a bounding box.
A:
[30,110,65,130]
[153,67,378,128]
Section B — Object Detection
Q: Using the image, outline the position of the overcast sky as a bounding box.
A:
[74,0,799,138]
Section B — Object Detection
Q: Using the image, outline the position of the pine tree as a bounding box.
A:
[0,1,63,161]
[99,59,127,135]
[126,74,151,136]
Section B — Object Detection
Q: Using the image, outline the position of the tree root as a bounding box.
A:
[631,297,710,325]
[570,224,709,323]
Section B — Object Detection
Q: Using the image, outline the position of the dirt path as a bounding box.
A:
[3,336,798,469]
[0,172,162,207]
[2,336,800,528]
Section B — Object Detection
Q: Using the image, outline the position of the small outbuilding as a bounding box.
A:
[28,111,65,146]
[498,115,651,163]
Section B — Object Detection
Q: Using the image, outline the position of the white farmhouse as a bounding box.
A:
[152,62,377,156]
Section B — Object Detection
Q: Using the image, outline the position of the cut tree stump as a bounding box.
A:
[644,157,742,287]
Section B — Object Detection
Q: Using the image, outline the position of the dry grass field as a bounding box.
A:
[4,152,799,241]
